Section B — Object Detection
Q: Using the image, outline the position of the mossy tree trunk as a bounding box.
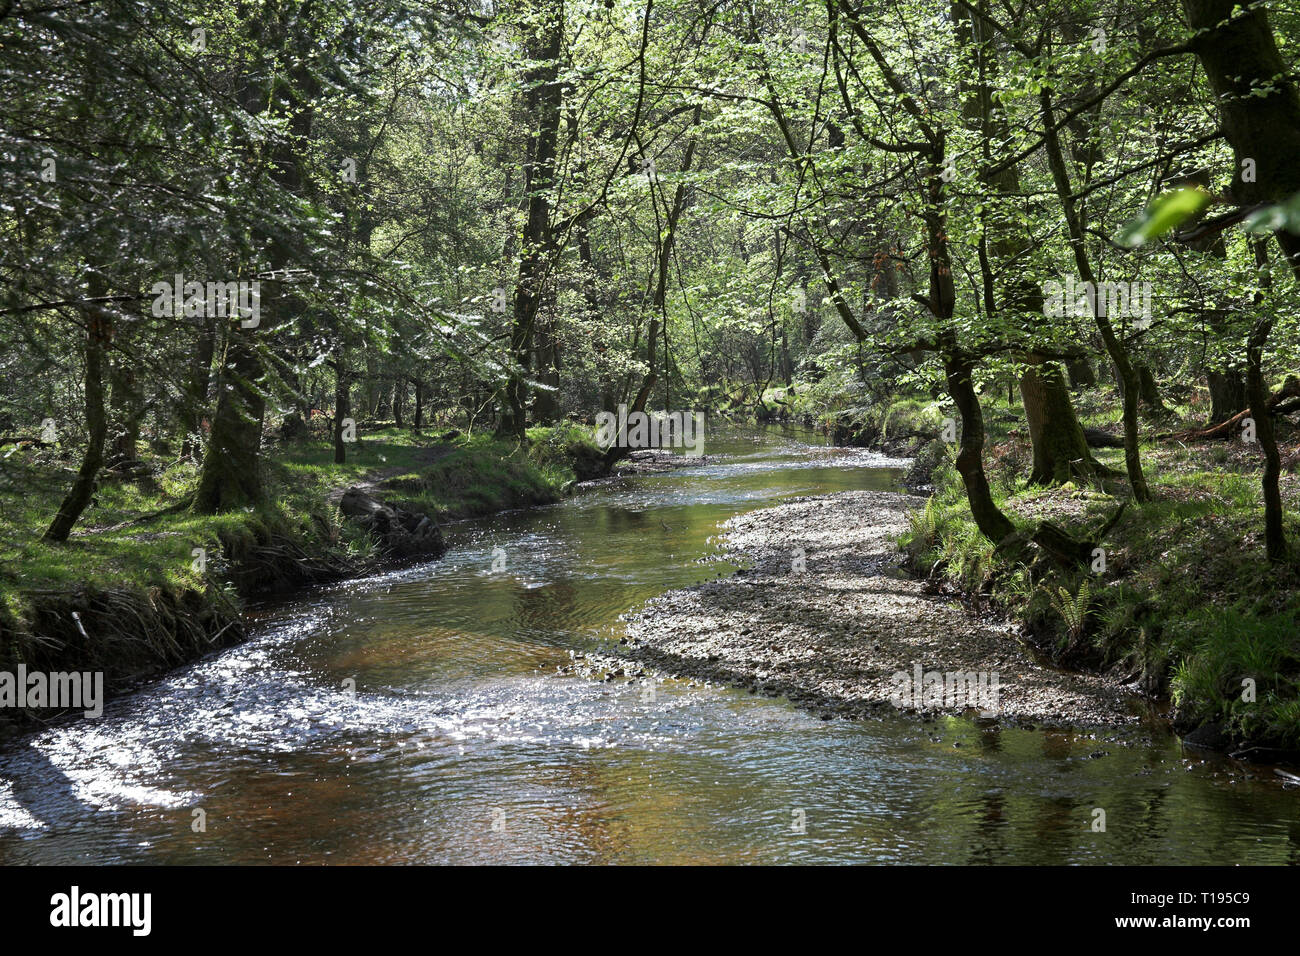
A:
[181,314,216,460]
[107,324,145,465]
[1181,0,1300,213]
[1020,363,1097,484]
[1206,367,1246,424]
[195,5,315,513]
[1066,358,1096,389]
[194,324,266,512]
[1136,362,1168,415]
[946,343,1015,543]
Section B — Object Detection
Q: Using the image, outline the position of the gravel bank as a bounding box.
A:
[616,490,1139,727]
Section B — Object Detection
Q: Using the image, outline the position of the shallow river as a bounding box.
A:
[1,427,1296,864]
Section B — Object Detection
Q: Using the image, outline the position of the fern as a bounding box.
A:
[917,498,939,541]
[1047,578,1092,641]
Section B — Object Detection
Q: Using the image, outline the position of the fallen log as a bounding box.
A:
[1031,520,1095,567]
[1171,376,1300,441]
[1083,426,1125,448]
[1272,397,1300,417]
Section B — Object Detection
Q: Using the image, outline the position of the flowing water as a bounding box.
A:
[1,427,1296,864]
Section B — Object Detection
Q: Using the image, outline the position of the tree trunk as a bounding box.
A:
[333,357,350,465]
[413,379,423,430]
[194,4,314,513]
[1183,0,1299,556]
[626,104,703,427]
[194,322,265,512]
[1181,0,1300,210]
[181,314,216,460]
[947,346,1015,543]
[1137,362,1168,414]
[1040,88,1149,502]
[45,294,110,541]
[1176,378,1300,440]
[533,325,561,424]
[1181,0,1300,280]
[1066,358,1096,389]
[953,7,1096,489]
[577,219,619,414]
[1020,363,1097,484]
[105,304,148,471]
[107,349,144,465]
[1249,238,1286,561]
[499,1,564,439]
[106,290,145,469]
[1207,368,1246,424]
[1246,325,1285,561]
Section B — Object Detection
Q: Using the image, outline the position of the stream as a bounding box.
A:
[1,426,1296,864]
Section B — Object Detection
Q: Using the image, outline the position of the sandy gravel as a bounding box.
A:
[614,491,1138,727]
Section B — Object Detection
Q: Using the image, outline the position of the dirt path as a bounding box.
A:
[324,443,456,505]
[614,490,1139,727]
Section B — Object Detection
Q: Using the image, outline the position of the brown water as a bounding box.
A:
[1,426,1297,864]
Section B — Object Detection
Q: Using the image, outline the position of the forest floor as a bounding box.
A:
[322,442,455,504]
[0,424,587,598]
[610,490,1138,726]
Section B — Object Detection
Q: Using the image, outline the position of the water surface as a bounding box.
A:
[1,427,1296,864]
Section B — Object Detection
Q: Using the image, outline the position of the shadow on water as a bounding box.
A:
[1,737,97,829]
[0,424,1297,863]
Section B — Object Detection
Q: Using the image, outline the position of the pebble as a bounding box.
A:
[617,490,1138,728]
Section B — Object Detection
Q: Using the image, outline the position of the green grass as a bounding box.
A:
[525,422,608,486]
[0,450,375,626]
[1171,608,1300,747]
[274,425,432,495]
[383,437,560,519]
[1,421,603,590]
[369,422,602,520]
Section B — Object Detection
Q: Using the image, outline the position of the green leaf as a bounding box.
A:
[1243,190,1300,234]
[1114,187,1213,248]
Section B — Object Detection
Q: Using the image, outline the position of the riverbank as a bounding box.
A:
[0,423,604,734]
[713,374,1300,757]
[616,489,1138,726]
[896,386,1300,761]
